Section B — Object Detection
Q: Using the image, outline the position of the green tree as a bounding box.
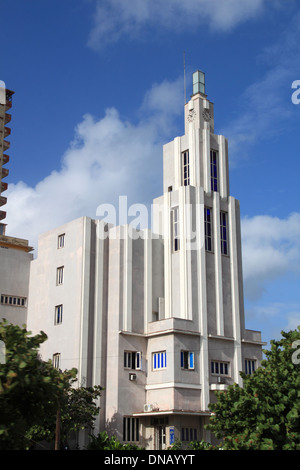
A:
[87,431,143,450]
[27,383,103,448]
[0,320,77,449]
[207,327,300,450]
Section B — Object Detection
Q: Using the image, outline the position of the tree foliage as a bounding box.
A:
[207,327,300,450]
[87,431,143,450]
[0,320,102,449]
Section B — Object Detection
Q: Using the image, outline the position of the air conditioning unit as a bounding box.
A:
[217,376,226,384]
[129,373,137,381]
[144,404,153,412]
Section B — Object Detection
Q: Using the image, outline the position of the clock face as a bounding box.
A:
[187,109,196,122]
[202,110,211,122]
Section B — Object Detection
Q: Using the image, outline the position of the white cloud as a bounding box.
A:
[5,77,183,251]
[241,213,300,300]
[286,312,300,331]
[88,0,269,49]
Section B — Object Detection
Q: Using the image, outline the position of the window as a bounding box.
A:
[245,359,256,375]
[182,150,190,186]
[153,351,167,370]
[53,353,61,369]
[57,233,65,249]
[171,206,180,252]
[211,361,229,376]
[220,212,228,255]
[204,207,212,252]
[56,266,64,285]
[55,304,63,325]
[181,428,198,442]
[1,294,26,307]
[210,150,218,192]
[124,351,142,370]
[123,417,140,442]
[181,351,195,370]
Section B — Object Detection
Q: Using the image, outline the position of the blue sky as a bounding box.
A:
[1,0,299,347]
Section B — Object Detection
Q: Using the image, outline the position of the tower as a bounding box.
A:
[152,70,252,419]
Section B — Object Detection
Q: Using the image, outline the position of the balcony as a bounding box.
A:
[0,210,6,221]
[1,181,8,192]
[3,140,10,151]
[0,196,7,207]
[4,127,11,137]
[2,154,9,165]
[5,113,11,124]
[1,167,9,179]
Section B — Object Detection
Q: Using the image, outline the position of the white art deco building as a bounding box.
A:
[27,71,263,449]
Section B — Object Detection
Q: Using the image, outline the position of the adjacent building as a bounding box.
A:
[26,71,264,449]
[0,81,13,235]
[0,83,33,327]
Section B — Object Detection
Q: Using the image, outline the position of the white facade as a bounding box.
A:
[0,237,33,327]
[26,72,264,449]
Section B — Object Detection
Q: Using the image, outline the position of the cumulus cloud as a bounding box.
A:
[88,0,268,49]
[241,212,300,301]
[5,77,183,251]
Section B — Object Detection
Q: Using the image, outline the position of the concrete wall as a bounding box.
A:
[0,246,33,326]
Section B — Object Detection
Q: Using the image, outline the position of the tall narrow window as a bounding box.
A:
[56,266,64,285]
[220,212,228,255]
[53,353,61,369]
[210,150,218,192]
[204,207,212,252]
[182,150,190,186]
[171,207,180,252]
[55,304,63,325]
[58,233,65,249]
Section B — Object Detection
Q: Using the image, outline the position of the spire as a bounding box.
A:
[192,70,206,96]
